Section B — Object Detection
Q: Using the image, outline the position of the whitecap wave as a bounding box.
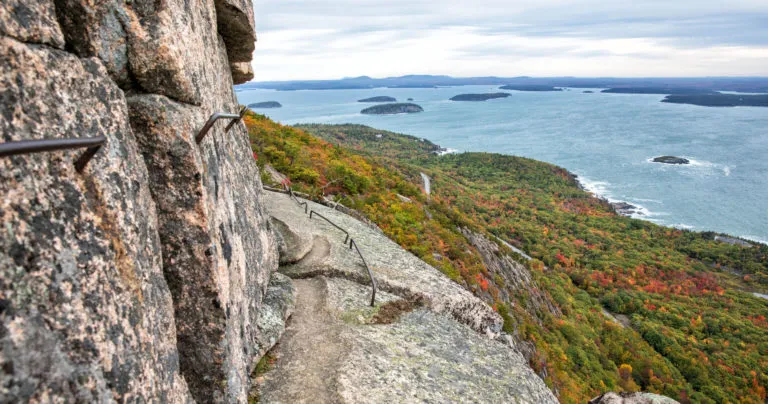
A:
[742,235,768,246]
[671,223,696,230]
[576,174,663,220]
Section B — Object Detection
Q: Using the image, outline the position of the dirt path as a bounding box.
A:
[257,277,348,403]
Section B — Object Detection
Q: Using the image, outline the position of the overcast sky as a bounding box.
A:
[250,0,768,81]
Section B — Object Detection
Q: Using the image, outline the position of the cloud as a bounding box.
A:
[249,0,768,80]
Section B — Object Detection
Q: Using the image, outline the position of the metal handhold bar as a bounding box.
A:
[195,112,241,144]
[349,239,377,307]
[224,106,249,132]
[309,210,350,245]
[0,135,106,172]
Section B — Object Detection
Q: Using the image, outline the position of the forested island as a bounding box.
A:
[358,96,397,102]
[499,85,562,91]
[602,88,716,95]
[360,103,423,115]
[450,93,511,101]
[248,101,282,108]
[662,94,768,107]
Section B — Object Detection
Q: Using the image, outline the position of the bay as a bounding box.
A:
[236,85,768,243]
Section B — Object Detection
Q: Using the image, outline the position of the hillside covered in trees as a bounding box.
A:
[243,112,768,403]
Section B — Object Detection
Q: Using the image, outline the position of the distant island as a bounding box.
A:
[358,96,397,103]
[601,88,716,95]
[662,94,768,107]
[583,91,594,93]
[653,156,690,165]
[450,93,511,101]
[248,101,282,108]
[499,85,562,92]
[360,103,424,115]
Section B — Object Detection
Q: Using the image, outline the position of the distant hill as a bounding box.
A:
[662,94,768,107]
[499,85,562,92]
[450,93,511,101]
[358,96,397,103]
[602,88,717,95]
[236,75,768,93]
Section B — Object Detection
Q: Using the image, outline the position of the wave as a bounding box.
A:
[576,174,664,220]
[742,235,768,246]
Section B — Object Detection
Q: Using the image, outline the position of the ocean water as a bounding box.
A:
[236,85,768,243]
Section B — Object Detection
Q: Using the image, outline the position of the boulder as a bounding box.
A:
[590,392,680,404]
[652,156,690,165]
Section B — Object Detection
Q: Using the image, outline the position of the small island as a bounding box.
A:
[653,156,690,165]
[601,87,716,95]
[583,91,594,93]
[449,93,511,101]
[248,101,282,108]
[358,96,397,103]
[661,94,768,107]
[360,103,424,115]
[499,85,562,92]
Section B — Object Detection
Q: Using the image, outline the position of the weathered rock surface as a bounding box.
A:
[590,391,680,404]
[2,0,280,402]
[461,229,560,321]
[0,0,64,47]
[264,191,502,336]
[0,36,189,402]
[460,228,560,367]
[256,277,557,403]
[254,273,296,359]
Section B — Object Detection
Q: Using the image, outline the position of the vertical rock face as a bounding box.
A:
[0,36,189,402]
[2,0,277,402]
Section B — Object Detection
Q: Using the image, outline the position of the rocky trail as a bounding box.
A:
[258,278,347,403]
[253,190,557,403]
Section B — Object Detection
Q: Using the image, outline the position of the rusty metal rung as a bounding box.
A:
[0,135,106,172]
[195,112,242,144]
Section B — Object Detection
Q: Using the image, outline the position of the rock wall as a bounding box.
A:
[1,0,277,402]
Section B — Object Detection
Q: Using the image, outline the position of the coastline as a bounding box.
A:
[573,174,766,246]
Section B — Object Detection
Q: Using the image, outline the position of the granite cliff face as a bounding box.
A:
[1,1,279,402]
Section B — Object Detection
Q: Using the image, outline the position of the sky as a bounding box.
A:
[250,0,768,81]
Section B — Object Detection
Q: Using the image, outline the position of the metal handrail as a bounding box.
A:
[195,112,242,144]
[288,188,308,214]
[349,239,377,307]
[284,187,377,306]
[309,210,350,245]
[0,135,106,172]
